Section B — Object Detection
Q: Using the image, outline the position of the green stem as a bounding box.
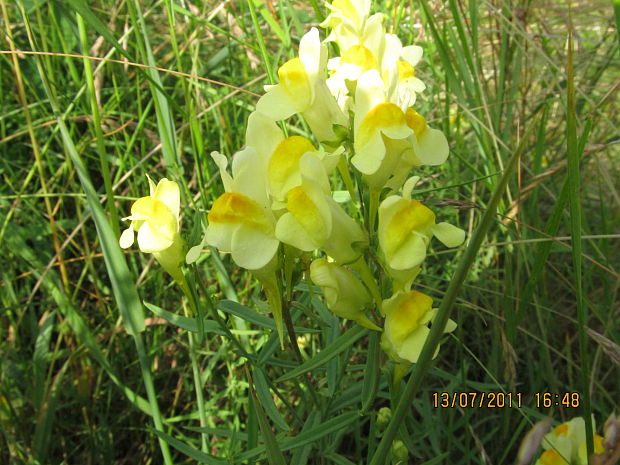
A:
[367,116,540,465]
[351,257,382,315]
[338,156,358,204]
[186,327,209,452]
[178,275,209,451]
[368,189,380,235]
[133,335,175,465]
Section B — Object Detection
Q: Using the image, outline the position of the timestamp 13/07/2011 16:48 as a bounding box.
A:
[431,392,581,409]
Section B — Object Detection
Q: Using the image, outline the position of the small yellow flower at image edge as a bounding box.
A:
[119,176,185,283]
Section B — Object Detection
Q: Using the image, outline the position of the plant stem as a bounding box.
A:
[133,334,175,465]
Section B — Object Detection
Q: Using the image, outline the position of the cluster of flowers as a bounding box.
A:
[119,0,465,365]
[518,415,619,465]
[537,417,605,465]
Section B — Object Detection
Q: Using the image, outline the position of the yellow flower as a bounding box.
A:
[256,28,347,143]
[275,154,367,264]
[320,0,370,33]
[267,135,340,204]
[378,177,465,288]
[380,290,456,364]
[309,258,380,330]
[206,148,279,271]
[119,177,184,282]
[537,417,606,465]
[381,35,426,110]
[352,69,413,176]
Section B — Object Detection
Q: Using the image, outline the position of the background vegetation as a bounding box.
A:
[1,0,618,463]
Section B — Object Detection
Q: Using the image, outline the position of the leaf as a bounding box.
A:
[218,300,319,334]
[247,369,287,465]
[151,429,228,465]
[275,325,368,383]
[253,369,291,432]
[144,302,224,335]
[236,411,360,461]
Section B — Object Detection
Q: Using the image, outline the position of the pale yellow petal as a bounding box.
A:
[397,326,430,363]
[154,178,180,219]
[256,85,299,120]
[210,151,233,192]
[119,226,134,249]
[275,212,320,251]
[231,225,279,270]
[246,111,284,161]
[432,222,465,248]
[137,221,174,253]
[323,198,367,264]
[298,27,322,87]
[401,45,423,66]
[286,184,332,245]
[231,147,271,209]
[352,132,386,174]
[268,136,316,200]
[205,222,234,252]
[413,127,449,166]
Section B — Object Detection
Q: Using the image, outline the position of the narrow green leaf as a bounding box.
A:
[566,21,594,457]
[151,429,228,465]
[32,312,55,407]
[248,369,287,465]
[279,411,358,451]
[218,300,319,334]
[360,330,380,413]
[290,411,321,465]
[144,301,224,335]
[275,325,368,383]
[236,411,360,461]
[253,369,291,432]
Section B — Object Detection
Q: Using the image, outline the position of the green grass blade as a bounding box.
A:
[566,21,594,457]
[151,429,228,465]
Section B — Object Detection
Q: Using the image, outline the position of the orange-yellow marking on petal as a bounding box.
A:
[278,58,312,107]
[342,45,379,72]
[385,200,435,254]
[405,108,428,137]
[594,434,605,454]
[286,186,327,242]
[358,103,407,147]
[539,449,568,465]
[131,196,176,239]
[269,136,315,192]
[388,291,432,343]
[397,60,416,80]
[209,192,269,230]
[553,424,569,436]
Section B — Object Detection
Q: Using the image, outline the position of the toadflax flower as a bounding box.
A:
[275,153,367,264]
[310,258,380,330]
[256,27,347,143]
[352,69,412,176]
[378,176,465,290]
[381,290,456,364]
[119,177,185,283]
[206,148,279,271]
[536,417,605,465]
